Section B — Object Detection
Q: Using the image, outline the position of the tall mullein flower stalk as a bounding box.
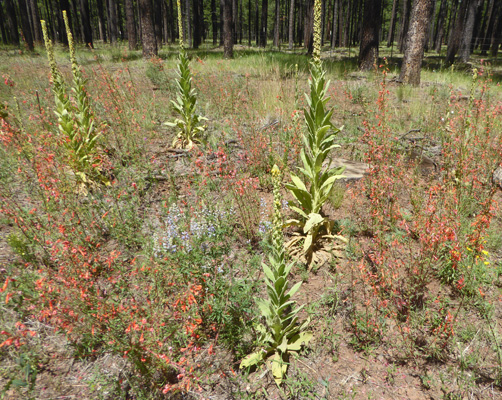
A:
[42,14,105,186]
[285,0,345,263]
[163,0,207,149]
[62,11,104,183]
[240,165,312,386]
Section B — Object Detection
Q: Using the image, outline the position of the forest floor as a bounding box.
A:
[1,43,502,400]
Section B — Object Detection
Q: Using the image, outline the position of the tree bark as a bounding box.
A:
[260,0,268,46]
[19,0,34,50]
[480,0,497,54]
[5,0,20,45]
[223,0,233,57]
[80,0,93,47]
[255,0,260,45]
[69,0,82,42]
[193,0,202,47]
[399,0,434,85]
[108,0,119,43]
[96,0,107,42]
[0,1,8,44]
[459,0,483,62]
[273,0,280,47]
[445,0,469,65]
[331,0,339,47]
[490,13,502,57]
[288,0,295,48]
[212,0,218,44]
[386,0,398,46]
[29,0,43,43]
[185,0,191,46]
[139,0,158,57]
[304,0,313,53]
[398,0,412,52]
[433,0,447,52]
[358,0,382,70]
[125,0,137,49]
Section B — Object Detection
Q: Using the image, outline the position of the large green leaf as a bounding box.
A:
[304,213,324,234]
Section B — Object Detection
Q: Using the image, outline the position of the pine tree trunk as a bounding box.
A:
[29,0,43,43]
[96,0,107,42]
[108,0,119,43]
[80,0,93,47]
[459,0,482,62]
[139,0,158,57]
[193,0,202,47]
[446,0,469,64]
[480,0,496,54]
[0,2,8,44]
[358,0,382,70]
[154,0,163,45]
[304,0,313,53]
[398,0,412,52]
[212,0,218,44]
[162,0,169,43]
[248,0,252,45]
[255,0,260,45]
[399,0,434,84]
[288,0,295,48]
[223,0,234,56]
[273,0,280,46]
[69,0,82,42]
[331,0,339,47]
[490,13,502,57]
[386,0,398,46]
[19,0,34,50]
[260,0,268,46]
[5,0,20,45]
[433,0,447,52]
[125,0,137,49]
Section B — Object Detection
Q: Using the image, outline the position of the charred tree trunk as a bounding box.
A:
[125,0,137,49]
[260,0,268,46]
[331,0,339,48]
[399,0,434,85]
[80,0,93,47]
[5,0,20,45]
[193,0,202,47]
[29,0,43,43]
[273,0,280,46]
[0,2,7,44]
[480,0,496,54]
[108,0,119,43]
[490,13,502,57]
[223,0,233,56]
[69,0,82,42]
[255,0,260,45]
[96,0,107,42]
[212,0,218,44]
[19,0,34,50]
[139,0,158,57]
[288,0,295,48]
[248,0,252,45]
[154,0,163,45]
[358,0,382,70]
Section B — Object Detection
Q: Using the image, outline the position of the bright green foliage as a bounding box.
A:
[240,165,312,385]
[285,59,345,256]
[41,13,106,187]
[164,47,207,149]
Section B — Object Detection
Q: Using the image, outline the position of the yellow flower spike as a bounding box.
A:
[312,0,322,63]
[41,20,59,83]
[482,250,489,256]
[63,11,79,78]
[177,0,184,48]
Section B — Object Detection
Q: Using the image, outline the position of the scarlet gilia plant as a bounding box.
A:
[240,165,311,385]
[41,13,107,189]
[285,0,345,263]
[164,0,207,149]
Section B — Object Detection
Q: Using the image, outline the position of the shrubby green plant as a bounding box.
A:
[240,165,311,385]
[285,0,345,261]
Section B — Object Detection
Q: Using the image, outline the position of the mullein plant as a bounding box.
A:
[41,12,107,188]
[240,165,312,385]
[285,0,345,265]
[163,0,207,149]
